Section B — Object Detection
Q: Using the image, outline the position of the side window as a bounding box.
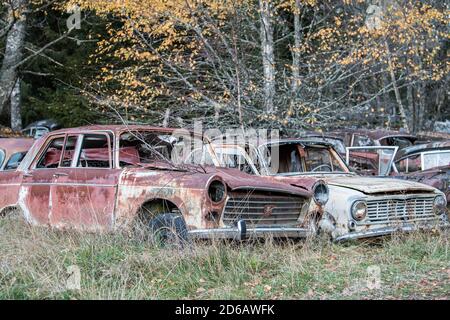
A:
[397,159,407,173]
[77,134,111,168]
[353,135,374,147]
[60,135,79,167]
[407,154,422,173]
[342,133,351,147]
[0,149,5,169]
[36,136,65,169]
[4,152,27,171]
[397,155,421,173]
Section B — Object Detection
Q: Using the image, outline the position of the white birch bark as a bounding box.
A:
[10,78,22,130]
[291,0,301,95]
[259,0,275,113]
[0,0,27,115]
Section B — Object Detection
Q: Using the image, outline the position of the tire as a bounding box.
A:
[148,213,189,248]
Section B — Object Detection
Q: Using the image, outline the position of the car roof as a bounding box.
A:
[330,128,417,141]
[300,132,345,141]
[0,138,34,155]
[260,138,334,148]
[396,141,450,160]
[48,125,202,138]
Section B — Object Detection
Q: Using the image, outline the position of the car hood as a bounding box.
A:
[324,176,437,194]
[206,167,312,197]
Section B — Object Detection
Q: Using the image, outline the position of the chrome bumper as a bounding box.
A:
[188,220,311,240]
[334,221,449,242]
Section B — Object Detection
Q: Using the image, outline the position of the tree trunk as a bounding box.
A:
[259,0,275,113]
[10,78,22,130]
[417,82,426,130]
[291,0,301,95]
[0,0,27,115]
[407,84,415,132]
[385,40,409,132]
[162,108,170,128]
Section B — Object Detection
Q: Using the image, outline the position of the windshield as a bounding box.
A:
[346,147,396,176]
[260,143,348,175]
[380,136,414,148]
[119,130,214,167]
[423,151,450,170]
[306,137,346,154]
[211,146,258,175]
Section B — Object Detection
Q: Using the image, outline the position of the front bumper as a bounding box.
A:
[188,220,312,240]
[334,221,449,242]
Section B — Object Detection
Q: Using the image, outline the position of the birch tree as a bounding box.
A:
[259,0,275,112]
[0,0,28,117]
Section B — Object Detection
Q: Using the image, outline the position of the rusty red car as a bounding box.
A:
[0,138,34,171]
[0,125,319,243]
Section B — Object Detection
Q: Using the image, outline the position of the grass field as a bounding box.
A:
[0,214,448,300]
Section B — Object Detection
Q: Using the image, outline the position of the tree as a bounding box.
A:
[13,0,444,132]
[0,0,28,125]
[259,0,275,113]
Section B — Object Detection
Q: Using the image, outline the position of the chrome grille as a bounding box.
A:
[364,196,436,225]
[222,192,304,226]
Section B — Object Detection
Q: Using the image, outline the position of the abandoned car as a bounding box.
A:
[330,129,418,149]
[209,138,448,241]
[0,125,324,241]
[0,138,34,171]
[21,119,62,139]
[345,142,450,204]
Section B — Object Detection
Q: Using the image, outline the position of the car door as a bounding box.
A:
[49,132,121,231]
[19,134,66,225]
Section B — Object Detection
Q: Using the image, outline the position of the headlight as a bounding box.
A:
[433,195,447,214]
[208,180,227,203]
[313,181,329,205]
[351,201,367,221]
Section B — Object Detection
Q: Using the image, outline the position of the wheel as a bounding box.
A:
[148,213,189,248]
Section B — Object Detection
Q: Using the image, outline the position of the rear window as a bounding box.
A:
[4,152,27,171]
[397,154,421,173]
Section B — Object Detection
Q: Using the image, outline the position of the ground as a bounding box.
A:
[0,214,448,300]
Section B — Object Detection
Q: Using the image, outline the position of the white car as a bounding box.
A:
[209,138,448,241]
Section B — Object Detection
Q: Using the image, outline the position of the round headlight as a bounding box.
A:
[351,201,367,221]
[433,195,447,214]
[208,180,226,203]
[313,182,329,205]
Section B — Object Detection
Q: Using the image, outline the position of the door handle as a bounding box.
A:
[23,172,33,178]
[53,172,69,178]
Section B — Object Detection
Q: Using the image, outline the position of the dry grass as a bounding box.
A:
[0,213,448,300]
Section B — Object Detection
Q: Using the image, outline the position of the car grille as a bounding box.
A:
[222,192,304,226]
[364,196,436,225]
